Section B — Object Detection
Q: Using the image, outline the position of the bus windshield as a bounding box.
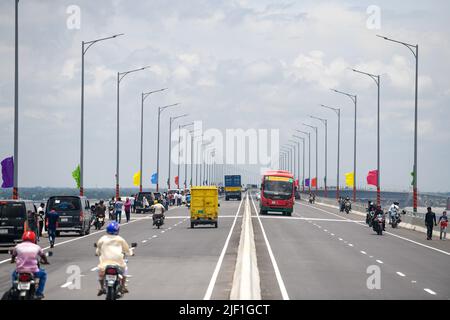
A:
[263,177,293,200]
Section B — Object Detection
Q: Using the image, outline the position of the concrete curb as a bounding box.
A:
[230,194,261,300]
[312,200,441,237]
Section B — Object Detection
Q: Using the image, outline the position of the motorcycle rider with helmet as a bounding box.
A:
[372,205,386,231]
[388,201,400,225]
[344,197,352,213]
[10,231,49,299]
[95,222,134,296]
[150,199,166,226]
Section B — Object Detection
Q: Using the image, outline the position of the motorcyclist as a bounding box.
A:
[372,205,386,231]
[94,200,106,228]
[344,197,352,213]
[10,231,49,299]
[150,200,166,226]
[366,201,376,224]
[388,201,400,225]
[95,222,134,296]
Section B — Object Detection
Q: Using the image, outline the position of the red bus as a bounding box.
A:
[259,170,295,216]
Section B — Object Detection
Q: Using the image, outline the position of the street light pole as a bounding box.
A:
[320,105,341,200]
[168,114,188,189]
[80,33,123,197]
[139,88,167,192]
[178,123,193,190]
[156,103,180,192]
[13,0,19,199]
[293,135,305,192]
[351,69,381,206]
[310,116,328,197]
[303,124,319,193]
[296,130,311,192]
[116,65,150,199]
[332,89,357,202]
[377,34,419,212]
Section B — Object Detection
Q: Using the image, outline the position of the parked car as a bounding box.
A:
[46,196,93,236]
[0,200,37,247]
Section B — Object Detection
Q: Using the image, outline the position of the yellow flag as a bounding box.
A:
[345,172,354,187]
[133,171,141,186]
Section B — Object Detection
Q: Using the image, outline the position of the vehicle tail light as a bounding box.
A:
[105,268,118,275]
[18,273,32,282]
[79,211,84,222]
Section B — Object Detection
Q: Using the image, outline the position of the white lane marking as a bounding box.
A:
[161,231,165,233]
[396,272,406,277]
[424,288,436,295]
[339,238,343,241]
[324,229,328,232]
[298,201,450,256]
[331,233,335,236]
[369,256,374,258]
[91,267,98,272]
[360,251,367,255]
[168,227,172,230]
[376,260,383,264]
[317,226,322,229]
[61,282,73,288]
[0,216,144,265]
[152,235,158,238]
[142,240,147,243]
[204,197,244,300]
[250,195,290,300]
[411,280,417,284]
[348,244,354,247]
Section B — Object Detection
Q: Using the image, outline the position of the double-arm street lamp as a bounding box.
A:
[309,116,328,197]
[320,105,341,200]
[139,88,167,192]
[377,34,419,212]
[80,33,123,196]
[332,89,357,202]
[116,65,150,199]
[156,103,180,191]
[351,69,381,206]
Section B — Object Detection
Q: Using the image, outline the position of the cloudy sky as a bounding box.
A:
[0,0,449,192]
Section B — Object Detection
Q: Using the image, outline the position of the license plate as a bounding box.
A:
[105,275,117,281]
[0,229,8,234]
[61,218,68,222]
[18,282,31,290]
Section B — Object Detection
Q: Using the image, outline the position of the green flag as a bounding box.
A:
[72,165,80,189]
[410,171,415,186]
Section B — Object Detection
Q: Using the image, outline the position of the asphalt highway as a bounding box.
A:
[0,193,448,300]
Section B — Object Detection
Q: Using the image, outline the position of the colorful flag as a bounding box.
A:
[151,173,158,184]
[345,172,354,187]
[295,179,299,187]
[410,170,415,186]
[175,176,179,186]
[72,165,80,189]
[366,170,378,187]
[311,177,317,187]
[1,156,14,188]
[305,178,310,187]
[133,171,140,187]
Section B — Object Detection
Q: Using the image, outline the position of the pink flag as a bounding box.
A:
[366,170,378,187]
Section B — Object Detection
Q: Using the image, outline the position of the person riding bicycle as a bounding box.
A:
[10,231,49,299]
[95,222,134,296]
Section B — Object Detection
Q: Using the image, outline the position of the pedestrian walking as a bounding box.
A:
[37,203,45,237]
[115,197,123,224]
[438,211,448,240]
[46,209,59,248]
[425,207,437,240]
[124,197,132,223]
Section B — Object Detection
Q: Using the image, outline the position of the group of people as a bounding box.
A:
[108,197,133,224]
[26,203,59,248]
[425,207,448,241]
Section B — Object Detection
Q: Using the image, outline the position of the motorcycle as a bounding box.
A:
[373,213,385,235]
[94,216,105,230]
[153,214,164,229]
[344,202,352,214]
[95,243,137,300]
[366,210,375,227]
[390,210,406,228]
[3,251,52,300]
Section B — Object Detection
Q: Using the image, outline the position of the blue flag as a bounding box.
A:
[1,156,14,188]
[305,178,310,187]
[151,173,158,184]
